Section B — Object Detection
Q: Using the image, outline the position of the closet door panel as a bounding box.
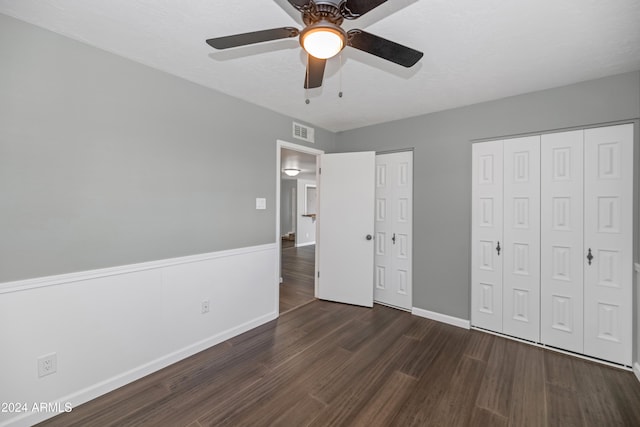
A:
[374,151,412,310]
[503,136,540,341]
[584,123,633,365]
[472,141,503,332]
[374,156,393,306]
[540,130,584,352]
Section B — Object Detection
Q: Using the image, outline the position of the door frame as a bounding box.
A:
[275,140,324,311]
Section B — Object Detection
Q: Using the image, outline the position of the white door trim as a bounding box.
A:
[275,140,324,311]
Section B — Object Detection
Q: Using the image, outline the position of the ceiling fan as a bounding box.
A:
[205,0,423,89]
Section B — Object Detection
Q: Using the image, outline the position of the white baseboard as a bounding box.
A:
[9,310,278,427]
[411,307,470,329]
[295,241,316,247]
[634,363,640,383]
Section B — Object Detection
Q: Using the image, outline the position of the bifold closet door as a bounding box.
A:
[583,124,633,365]
[471,140,503,332]
[540,130,584,353]
[502,136,540,341]
[474,123,633,365]
[374,151,413,310]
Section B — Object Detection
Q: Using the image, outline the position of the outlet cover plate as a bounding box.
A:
[201,300,210,314]
[38,353,57,377]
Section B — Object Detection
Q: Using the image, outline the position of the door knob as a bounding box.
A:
[366,234,373,240]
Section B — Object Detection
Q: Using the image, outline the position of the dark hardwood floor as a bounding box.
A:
[279,242,315,313]
[39,300,640,427]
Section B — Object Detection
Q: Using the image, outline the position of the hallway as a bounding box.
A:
[279,242,315,313]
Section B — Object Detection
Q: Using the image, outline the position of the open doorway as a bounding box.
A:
[276,142,323,314]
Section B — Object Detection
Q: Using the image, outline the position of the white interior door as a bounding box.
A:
[540,130,584,353]
[374,151,413,310]
[471,141,504,332]
[317,152,375,307]
[502,136,541,341]
[583,123,633,365]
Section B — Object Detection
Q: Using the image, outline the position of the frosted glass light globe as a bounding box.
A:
[302,28,345,59]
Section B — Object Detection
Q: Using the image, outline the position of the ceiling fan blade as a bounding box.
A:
[342,0,388,18]
[206,27,299,50]
[286,0,312,11]
[304,55,326,89]
[347,29,423,67]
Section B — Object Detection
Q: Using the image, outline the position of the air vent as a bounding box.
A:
[293,122,315,143]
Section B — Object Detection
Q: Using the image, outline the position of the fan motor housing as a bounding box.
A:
[302,1,344,26]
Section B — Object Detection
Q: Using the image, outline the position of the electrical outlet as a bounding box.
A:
[38,353,57,378]
[201,300,210,314]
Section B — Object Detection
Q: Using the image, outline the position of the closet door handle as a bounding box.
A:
[587,248,594,265]
[496,241,501,256]
[392,233,396,244]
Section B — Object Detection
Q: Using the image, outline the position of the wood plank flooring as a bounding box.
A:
[279,243,315,313]
[38,301,640,427]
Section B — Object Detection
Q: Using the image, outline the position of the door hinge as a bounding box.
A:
[319,167,321,174]
[317,271,320,278]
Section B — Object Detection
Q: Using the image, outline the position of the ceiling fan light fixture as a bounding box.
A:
[206,0,424,89]
[284,168,301,177]
[300,21,346,59]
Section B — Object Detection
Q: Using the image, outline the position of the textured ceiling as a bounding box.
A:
[1,0,640,132]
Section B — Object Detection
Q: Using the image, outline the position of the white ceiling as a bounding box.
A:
[1,0,639,132]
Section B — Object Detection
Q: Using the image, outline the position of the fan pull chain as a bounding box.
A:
[338,53,343,98]
[305,55,310,104]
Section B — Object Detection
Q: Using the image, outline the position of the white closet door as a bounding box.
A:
[502,136,540,341]
[374,151,413,310]
[583,123,633,365]
[472,141,503,332]
[540,130,584,353]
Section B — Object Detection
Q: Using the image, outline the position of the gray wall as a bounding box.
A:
[0,14,335,282]
[335,71,640,322]
[3,12,639,368]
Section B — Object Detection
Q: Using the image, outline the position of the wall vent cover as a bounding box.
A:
[293,122,314,143]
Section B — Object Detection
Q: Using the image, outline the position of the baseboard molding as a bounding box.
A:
[411,307,470,329]
[7,310,278,427]
[0,243,276,294]
[634,363,640,383]
[295,241,315,247]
